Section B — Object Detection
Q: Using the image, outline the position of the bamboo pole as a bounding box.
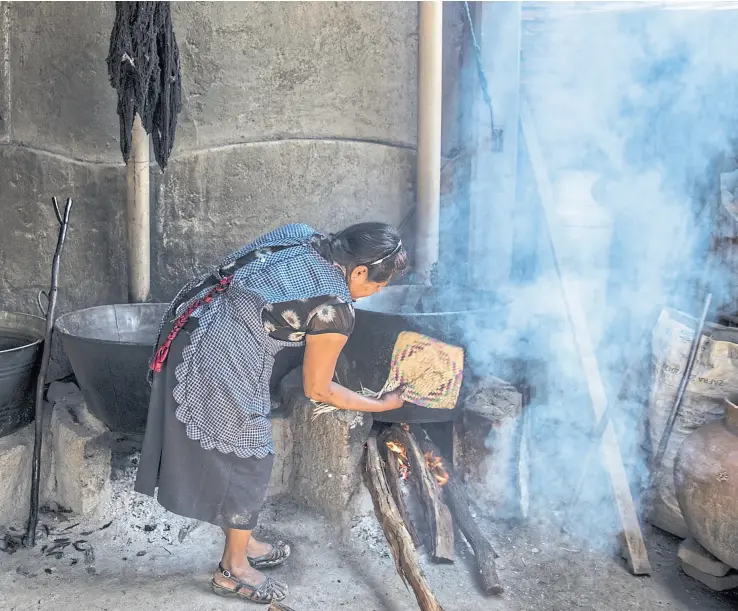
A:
[415,0,443,282]
[126,114,150,303]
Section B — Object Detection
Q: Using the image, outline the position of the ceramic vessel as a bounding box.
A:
[674,393,738,570]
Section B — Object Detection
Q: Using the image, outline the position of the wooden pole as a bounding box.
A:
[415,0,443,282]
[126,114,150,303]
[520,96,651,576]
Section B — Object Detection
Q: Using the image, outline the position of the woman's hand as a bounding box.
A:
[303,334,406,413]
[378,388,405,411]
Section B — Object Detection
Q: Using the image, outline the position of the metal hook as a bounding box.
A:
[37,290,48,317]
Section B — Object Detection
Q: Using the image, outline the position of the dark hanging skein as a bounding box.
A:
[107,1,182,171]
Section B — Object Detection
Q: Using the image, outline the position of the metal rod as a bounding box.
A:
[561,198,713,525]
[652,293,713,470]
[561,293,713,536]
[415,0,443,282]
[25,197,73,546]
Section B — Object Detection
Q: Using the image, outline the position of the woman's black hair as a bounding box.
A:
[313,222,409,282]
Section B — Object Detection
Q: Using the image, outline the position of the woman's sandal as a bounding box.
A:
[248,540,291,569]
[211,563,288,604]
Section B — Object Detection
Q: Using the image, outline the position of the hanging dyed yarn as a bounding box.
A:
[107,1,181,170]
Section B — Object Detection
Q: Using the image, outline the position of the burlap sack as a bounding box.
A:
[648,307,738,537]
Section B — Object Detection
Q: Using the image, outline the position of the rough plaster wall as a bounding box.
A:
[0,1,417,325]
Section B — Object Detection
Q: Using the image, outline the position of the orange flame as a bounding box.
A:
[424,452,449,487]
[386,441,410,480]
[386,439,450,487]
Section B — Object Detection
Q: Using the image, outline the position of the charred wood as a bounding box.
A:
[364,434,445,611]
[379,429,421,548]
[414,426,504,595]
[387,425,455,563]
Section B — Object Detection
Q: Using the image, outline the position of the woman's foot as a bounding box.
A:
[212,562,288,603]
[246,536,274,557]
[247,537,291,569]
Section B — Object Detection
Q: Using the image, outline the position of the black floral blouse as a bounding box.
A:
[261,296,355,342]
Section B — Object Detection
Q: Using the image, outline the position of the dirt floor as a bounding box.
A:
[2,455,738,611]
[4,389,727,611]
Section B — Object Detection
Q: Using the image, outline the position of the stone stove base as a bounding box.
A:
[0,368,527,535]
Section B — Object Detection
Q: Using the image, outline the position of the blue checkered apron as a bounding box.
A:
[151,224,351,458]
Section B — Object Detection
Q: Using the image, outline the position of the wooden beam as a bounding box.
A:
[126,114,150,303]
[416,0,443,281]
[364,434,445,611]
[520,96,651,576]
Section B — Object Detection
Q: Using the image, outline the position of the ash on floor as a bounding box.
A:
[2,448,738,611]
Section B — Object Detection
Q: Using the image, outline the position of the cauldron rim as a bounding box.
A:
[0,311,45,354]
[355,285,504,318]
[55,303,168,348]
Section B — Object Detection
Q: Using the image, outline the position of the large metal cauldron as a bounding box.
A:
[0,312,45,438]
[55,303,168,434]
[341,286,509,423]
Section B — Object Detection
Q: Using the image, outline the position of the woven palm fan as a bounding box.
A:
[312,331,464,419]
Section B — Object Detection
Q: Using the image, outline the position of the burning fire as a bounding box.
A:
[425,452,450,487]
[386,441,410,480]
[385,440,449,487]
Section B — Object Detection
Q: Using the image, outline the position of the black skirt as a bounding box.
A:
[134,317,276,530]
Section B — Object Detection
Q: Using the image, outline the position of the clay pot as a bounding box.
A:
[674,393,738,570]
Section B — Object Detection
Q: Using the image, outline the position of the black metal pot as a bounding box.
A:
[55,304,168,434]
[0,312,45,438]
[340,286,509,423]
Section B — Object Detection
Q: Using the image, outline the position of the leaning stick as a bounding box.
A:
[25,197,73,546]
[521,98,651,576]
[651,293,712,470]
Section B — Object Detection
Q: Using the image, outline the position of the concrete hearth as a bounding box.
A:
[0,366,530,539]
[0,381,111,528]
[2,380,738,611]
[276,367,374,528]
[0,373,373,531]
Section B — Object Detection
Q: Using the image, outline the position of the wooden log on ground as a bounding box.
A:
[520,96,651,576]
[414,427,504,595]
[388,425,455,563]
[379,430,422,548]
[364,434,446,611]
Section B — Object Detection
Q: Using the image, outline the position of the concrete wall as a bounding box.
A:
[0,1,417,316]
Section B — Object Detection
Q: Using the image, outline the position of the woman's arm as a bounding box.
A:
[303,333,403,412]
